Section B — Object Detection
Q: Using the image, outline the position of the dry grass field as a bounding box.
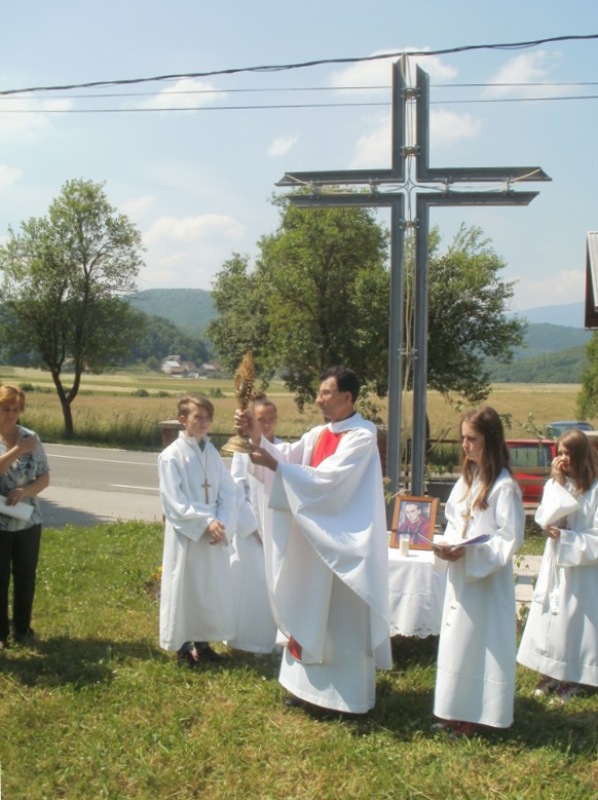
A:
[0,365,591,444]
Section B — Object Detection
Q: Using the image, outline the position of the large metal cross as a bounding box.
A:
[276,57,550,499]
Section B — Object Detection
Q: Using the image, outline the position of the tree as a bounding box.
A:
[425,224,526,402]
[209,198,524,410]
[0,179,145,437]
[207,253,272,378]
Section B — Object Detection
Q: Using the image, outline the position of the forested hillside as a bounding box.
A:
[127,288,216,337]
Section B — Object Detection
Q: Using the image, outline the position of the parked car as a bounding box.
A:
[506,438,556,504]
[544,420,595,439]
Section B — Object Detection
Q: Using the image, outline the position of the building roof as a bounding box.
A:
[585,231,598,328]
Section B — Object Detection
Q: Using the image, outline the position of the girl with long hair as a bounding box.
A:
[517,428,598,703]
[432,407,525,735]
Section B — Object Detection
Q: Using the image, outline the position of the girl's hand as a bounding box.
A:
[551,455,566,485]
[544,525,561,540]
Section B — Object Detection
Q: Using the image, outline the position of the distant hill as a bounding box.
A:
[516,301,585,329]
[486,319,592,383]
[126,289,595,383]
[127,288,216,337]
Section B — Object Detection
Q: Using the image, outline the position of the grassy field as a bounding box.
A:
[0,366,591,447]
[0,520,596,799]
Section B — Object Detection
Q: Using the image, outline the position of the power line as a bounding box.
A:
[1,80,598,102]
[0,33,597,97]
[1,93,597,114]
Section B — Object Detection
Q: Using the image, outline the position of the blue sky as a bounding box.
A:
[2,1,598,312]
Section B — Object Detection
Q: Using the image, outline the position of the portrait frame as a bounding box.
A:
[389,495,439,551]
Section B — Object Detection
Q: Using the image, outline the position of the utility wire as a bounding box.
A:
[0,33,597,97]
[1,94,597,114]
[1,81,598,102]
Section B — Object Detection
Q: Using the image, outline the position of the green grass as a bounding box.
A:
[0,521,596,799]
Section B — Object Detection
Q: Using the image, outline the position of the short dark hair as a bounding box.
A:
[320,366,360,402]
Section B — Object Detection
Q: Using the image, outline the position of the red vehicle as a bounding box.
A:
[506,439,556,504]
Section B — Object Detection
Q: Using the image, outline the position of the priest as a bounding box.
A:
[239,367,391,714]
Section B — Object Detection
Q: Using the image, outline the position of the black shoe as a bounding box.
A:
[195,643,224,663]
[14,628,35,646]
[176,642,200,668]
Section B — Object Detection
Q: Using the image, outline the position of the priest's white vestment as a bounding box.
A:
[158,433,237,651]
[517,478,598,686]
[226,451,278,653]
[252,413,391,713]
[434,470,524,728]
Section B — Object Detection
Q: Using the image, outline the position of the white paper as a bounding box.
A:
[0,496,34,522]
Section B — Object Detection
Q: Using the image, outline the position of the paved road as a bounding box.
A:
[39,443,163,528]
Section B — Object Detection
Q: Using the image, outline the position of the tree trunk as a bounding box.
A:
[59,394,74,439]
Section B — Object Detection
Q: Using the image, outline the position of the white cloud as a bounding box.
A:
[329,48,458,91]
[512,269,585,309]
[0,164,21,188]
[431,109,483,146]
[267,135,298,157]
[350,107,482,167]
[483,51,563,99]
[139,78,227,110]
[0,98,72,145]
[121,195,155,217]
[144,213,245,246]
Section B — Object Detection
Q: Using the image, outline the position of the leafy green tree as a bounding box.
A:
[209,199,524,410]
[207,252,272,380]
[257,203,388,407]
[0,179,145,437]
[425,224,526,402]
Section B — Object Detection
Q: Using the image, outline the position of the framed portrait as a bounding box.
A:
[389,495,439,550]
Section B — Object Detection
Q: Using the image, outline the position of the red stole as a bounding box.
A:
[310,427,345,467]
[287,426,345,662]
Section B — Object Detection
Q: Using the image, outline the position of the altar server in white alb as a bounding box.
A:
[517,429,598,703]
[239,367,391,714]
[158,394,237,666]
[432,406,524,736]
[227,396,279,654]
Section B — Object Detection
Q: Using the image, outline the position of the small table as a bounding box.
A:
[388,547,447,638]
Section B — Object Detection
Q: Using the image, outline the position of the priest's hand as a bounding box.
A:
[206,519,226,545]
[249,446,278,472]
[544,524,561,540]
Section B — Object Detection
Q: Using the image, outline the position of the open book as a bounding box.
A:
[433,532,491,553]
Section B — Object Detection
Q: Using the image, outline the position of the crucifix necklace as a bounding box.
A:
[198,443,211,504]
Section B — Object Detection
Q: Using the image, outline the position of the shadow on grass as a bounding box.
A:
[276,634,598,756]
[0,636,168,689]
[0,637,285,691]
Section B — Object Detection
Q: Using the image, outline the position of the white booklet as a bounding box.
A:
[433,532,491,553]
[0,496,34,522]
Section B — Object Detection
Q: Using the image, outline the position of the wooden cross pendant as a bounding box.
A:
[202,477,211,504]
